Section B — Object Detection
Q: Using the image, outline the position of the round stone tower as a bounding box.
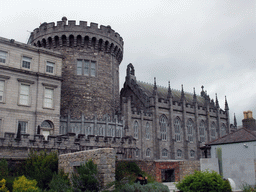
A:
[28,17,123,118]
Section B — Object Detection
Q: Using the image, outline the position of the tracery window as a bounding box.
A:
[134,121,138,139]
[146,148,151,157]
[135,148,139,157]
[146,122,150,140]
[187,119,194,142]
[160,115,167,141]
[162,149,168,157]
[174,117,181,142]
[177,149,182,158]
[199,120,205,142]
[190,150,195,158]
[220,124,226,137]
[210,122,216,141]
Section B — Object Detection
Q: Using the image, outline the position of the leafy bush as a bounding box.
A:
[24,150,58,190]
[0,179,9,192]
[12,175,39,192]
[118,182,169,192]
[116,161,142,182]
[176,170,232,192]
[71,159,100,192]
[48,171,72,192]
[0,159,8,180]
[240,182,256,192]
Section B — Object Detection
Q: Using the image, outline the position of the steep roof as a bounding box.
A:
[207,128,256,145]
[136,81,206,106]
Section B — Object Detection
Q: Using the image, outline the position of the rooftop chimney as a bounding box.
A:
[242,110,256,131]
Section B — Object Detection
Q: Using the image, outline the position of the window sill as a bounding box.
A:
[17,104,31,107]
[42,107,55,110]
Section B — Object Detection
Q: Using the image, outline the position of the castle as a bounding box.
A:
[0,17,236,160]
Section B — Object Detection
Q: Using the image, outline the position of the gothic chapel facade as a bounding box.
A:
[120,64,233,160]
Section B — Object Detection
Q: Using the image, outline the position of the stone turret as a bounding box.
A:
[28,17,124,118]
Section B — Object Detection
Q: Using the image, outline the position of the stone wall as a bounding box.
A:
[59,148,115,187]
[179,160,200,180]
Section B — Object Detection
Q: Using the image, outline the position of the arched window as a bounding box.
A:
[134,121,138,139]
[177,149,182,158]
[41,120,54,139]
[174,117,181,142]
[146,148,151,157]
[160,115,167,141]
[199,120,205,142]
[135,148,139,157]
[187,119,194,142]
[162,149,168,157]
[146,122,150,140]
[221,124,226,137]
[190,150,195,158]
[211,122,216,141]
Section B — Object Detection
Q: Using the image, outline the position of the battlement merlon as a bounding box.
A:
[29,18,124,47]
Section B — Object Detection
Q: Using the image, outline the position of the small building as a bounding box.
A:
[0,37,63,138]
[201,111,256,190]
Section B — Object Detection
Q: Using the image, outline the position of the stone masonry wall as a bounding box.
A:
[59,148,115,187]
[179,160,200,180]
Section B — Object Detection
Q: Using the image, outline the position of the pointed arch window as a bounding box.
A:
[162,149,168,157]
[210,122,216,141]
[199,120,206,142]
[177,149,182,158]
[134,121,138,139]
[221,124,227,137]
[187,119,194,142]
[174,117,181,142]
[160,115,167,141]
[190,150,195,158]
[146,148,151,157]
[146,122,150,140]
[135,148,139,157]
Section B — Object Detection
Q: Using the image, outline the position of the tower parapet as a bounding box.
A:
[28,17,124,118]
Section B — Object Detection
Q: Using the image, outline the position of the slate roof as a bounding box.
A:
[136,81,206,106]
[207,128,256,145]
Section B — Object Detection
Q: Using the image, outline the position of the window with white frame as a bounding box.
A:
[44,88,54,108]
[146,148,151,157]
[46,61,55,74]
[77,60,97,77]
[190,150,195,158]
[134,121,138,139]
[0,51,7,63]
[160,115,167,141]
[19,84,30,105]
[18,121,27,134]
[187,119,194,142]
[177,149,182,158]
[22,56,32,69]
[174,117,181,142]
[145,122,150,140]
[0,80,4,102]
[221,124,226,137]
[162,149,168,157]
[199,121,205,142]
[211,122,216,141]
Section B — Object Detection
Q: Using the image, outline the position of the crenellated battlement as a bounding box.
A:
[0,132,136,159]
[28,17,124,63]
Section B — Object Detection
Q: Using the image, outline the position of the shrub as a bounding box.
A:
[0,179,9,192]
[48,171,72,192]
[240,182,256,192]
[175,170,232,192]
[118,182,169,192]
[0,159,8,180]
[24,150,58,190]
[71,159,100,192]
[115,161,143,182]
[12,175,39,192]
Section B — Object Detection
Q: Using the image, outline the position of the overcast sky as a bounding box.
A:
[1,0,255,126]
